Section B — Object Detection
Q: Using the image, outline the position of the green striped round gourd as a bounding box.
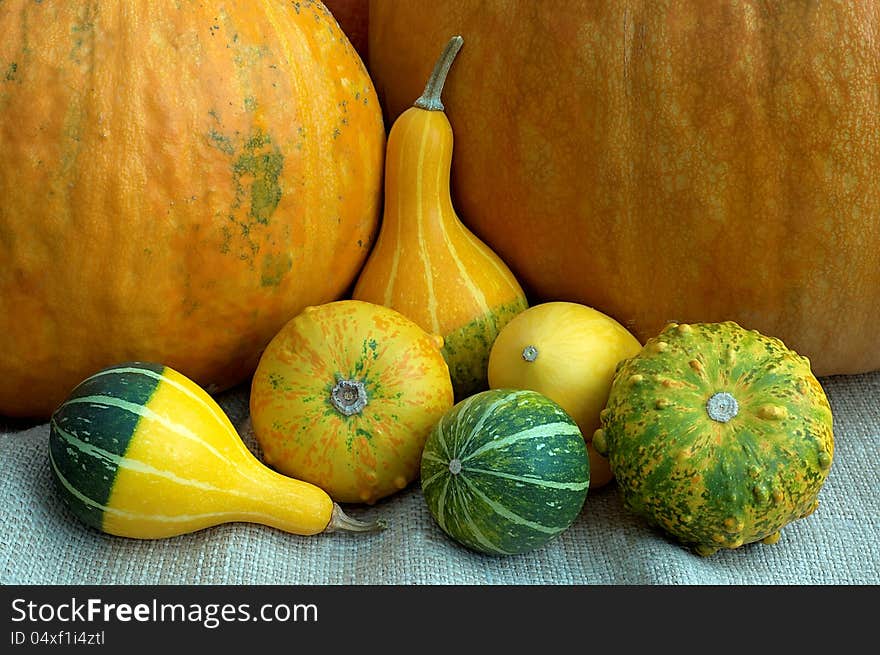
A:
[49,362,378,540]
[592,321,835,556]
[420,388,589,556]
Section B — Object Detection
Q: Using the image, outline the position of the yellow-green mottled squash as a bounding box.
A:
[593,321,834,556]
[249,300,454,505]
[0,1,385,418]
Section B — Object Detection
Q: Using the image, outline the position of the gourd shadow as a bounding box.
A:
[29,431,139,575]
[233,413,264,460]
[0,414,43,433]
[588,483,784,566]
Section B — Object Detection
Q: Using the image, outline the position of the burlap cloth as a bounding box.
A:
[2,371,878,585]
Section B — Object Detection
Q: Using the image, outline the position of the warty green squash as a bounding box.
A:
[593,321,834,556]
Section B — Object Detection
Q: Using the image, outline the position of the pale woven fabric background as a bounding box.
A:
[2,371,878,585]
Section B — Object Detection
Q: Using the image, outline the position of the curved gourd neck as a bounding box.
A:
[381,35,463,229]
[382,109,455,225]
[229,421,384,535]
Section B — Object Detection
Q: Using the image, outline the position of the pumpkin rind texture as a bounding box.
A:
[593,321,834,556]
[421,388,589,556]
[249,300,454,505]
[368,0,880,377]
[0,1,386,418]
[49,362,344,539]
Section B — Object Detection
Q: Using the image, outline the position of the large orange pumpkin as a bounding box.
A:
[0,1,385,418]
[368,0,880,377]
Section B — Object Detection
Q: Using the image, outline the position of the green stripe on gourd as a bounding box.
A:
[49,362,165,530]
[592,321,834,557]
[421,388,589,556]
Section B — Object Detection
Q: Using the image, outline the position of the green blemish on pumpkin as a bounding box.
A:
[219,225,231,254]
[4,62,17,81]
[232,44,269,69]
[441,297,528,400]
[234,131,284,225]
[68,5,96,66]
[244,95,258,111]
[260,253,292,287]
[209,127,285,265]
[208,129,234,155]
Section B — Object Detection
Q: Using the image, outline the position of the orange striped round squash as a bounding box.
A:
[249,300,455,505]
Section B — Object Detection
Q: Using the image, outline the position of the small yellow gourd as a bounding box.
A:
[48,362,382,539]
[352,36,528,400]
[487,302,643,489]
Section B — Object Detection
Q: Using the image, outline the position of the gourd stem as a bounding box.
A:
[330,378,368,416]
[706,391,739,423]
[414,35,464,111]
[325,504,386,533]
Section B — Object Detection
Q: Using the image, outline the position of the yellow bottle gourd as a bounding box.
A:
[48,362,382,539]
[353,36,528,400]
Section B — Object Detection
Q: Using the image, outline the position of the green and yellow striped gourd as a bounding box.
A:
[49,362,381,539]
[421,388,589,555]
[593,321,834,556]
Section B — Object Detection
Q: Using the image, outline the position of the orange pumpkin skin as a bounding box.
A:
[0,1,385,418]
[249,300,454,505]
[368,0,880,377]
